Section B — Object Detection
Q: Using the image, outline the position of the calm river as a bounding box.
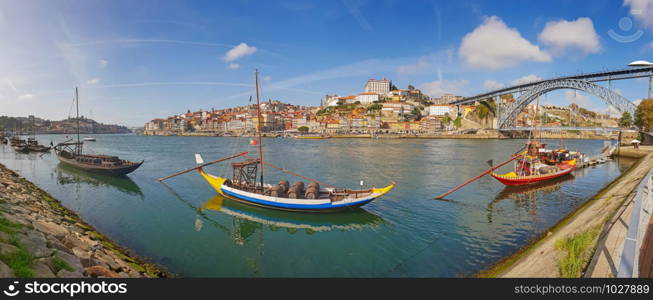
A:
[0,135,636,277]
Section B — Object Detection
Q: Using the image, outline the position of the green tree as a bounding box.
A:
[453,116,462,128]
[298,126,309,133]
[407,84,415,90]
[441,113,452,125]
[619,111,633,128]
[634,99,653,131]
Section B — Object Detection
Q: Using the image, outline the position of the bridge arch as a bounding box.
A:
[498,79,637,128]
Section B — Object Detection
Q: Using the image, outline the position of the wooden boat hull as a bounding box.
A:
[491,163,576,186]
[13,146,29,153]
[197,168,394,213]
[28,146,51,152]
[294,136,329,139]
[56,155,143,176]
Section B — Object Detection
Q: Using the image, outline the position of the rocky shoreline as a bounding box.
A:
[0,163,171,278]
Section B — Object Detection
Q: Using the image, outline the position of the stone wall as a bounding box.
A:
[0,164,170,278]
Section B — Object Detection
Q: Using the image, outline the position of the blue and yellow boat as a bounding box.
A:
[195,154,394,213]
[192,70,394,213]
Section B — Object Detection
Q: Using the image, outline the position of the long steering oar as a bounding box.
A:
[434,154,523,199]
[158,151,248,181]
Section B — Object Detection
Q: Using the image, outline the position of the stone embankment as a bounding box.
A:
[0,163,170,278]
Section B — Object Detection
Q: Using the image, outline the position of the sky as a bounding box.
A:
[1,0,653,126]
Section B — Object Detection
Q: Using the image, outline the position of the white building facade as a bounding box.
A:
[428,105,453,116]
[364,78,391,95]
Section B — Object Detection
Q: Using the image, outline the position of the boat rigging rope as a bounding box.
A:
[244,154,337,188]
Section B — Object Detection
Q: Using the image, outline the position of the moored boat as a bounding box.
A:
[197,159,394,213]
[13,143,29,153]
[54,88,143,176]
[293,134,330,139]
[490,142,577,186]
[26,138,50,152]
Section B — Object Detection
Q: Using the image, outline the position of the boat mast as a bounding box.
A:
[76,87,81,154]
[254,70,264,187]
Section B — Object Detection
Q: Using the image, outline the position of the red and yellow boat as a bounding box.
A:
[490,141,577,186]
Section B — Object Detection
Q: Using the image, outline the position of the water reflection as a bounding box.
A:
[55,163,143,197]
[199,194,385,235]
[486,175,575,223]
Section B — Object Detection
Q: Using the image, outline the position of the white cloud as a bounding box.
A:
[18,94,33,100]
[625,0,653,28]
[483,80,504,90]
[397,57,432,75]
[538,17,601,56]
[633,98,643,105]
[565,90,592,107]
[511,74,542,86]
[419,80,469,97]
[262,75,271,81]
[86,78,100,85]
[396,49,455,76]
[459,16,551,70]
[98,59,108,68]
[222,43,257,62]
[227,63,240,70]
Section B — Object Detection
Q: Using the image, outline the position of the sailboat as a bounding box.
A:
[183,70,395,213]
[54,88,143,176]
[490,98,578,186]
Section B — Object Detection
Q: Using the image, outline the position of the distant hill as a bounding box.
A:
[0,116,131,134]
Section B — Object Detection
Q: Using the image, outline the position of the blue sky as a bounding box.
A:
[1,0,652,126]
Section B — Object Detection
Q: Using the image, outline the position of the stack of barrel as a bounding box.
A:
[269,180,320,199]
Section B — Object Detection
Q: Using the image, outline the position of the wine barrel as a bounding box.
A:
[305,182,320,199]
[288,181,305,199]
[270,184,286,198]
[307,181,319,189]
[305,186,319,199]
[278,180,290,193]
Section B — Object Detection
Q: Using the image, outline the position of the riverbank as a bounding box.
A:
[480,149,653,277]
[0,163,171,278]
[143,129,636,141]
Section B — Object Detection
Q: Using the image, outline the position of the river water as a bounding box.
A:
[0,135,636,277]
